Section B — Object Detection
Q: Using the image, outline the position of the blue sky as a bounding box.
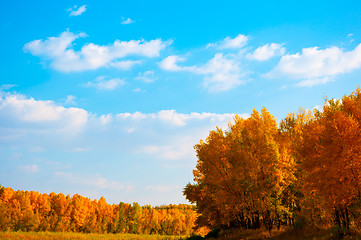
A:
[1,0,361,205]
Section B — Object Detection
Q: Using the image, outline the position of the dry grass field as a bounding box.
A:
[0,231,186,240]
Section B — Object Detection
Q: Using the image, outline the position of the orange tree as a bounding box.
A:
[184,107,297,231]
[0,186,197,235]
[301,87,361,229]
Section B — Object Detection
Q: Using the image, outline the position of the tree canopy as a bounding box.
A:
[184,87,361,234]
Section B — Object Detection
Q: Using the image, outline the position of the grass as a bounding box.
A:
[190,226,361,240]
[0,231,186,240]
[3,227,361,240]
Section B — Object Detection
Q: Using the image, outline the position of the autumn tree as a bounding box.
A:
[49,192,72,231]
[184,107,297,231]
[0,186,197,235]
[0,186,12,231]
[301,87,361,229]
[278,109,317,225]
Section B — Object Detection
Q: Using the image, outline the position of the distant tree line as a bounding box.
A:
[184,87,361,235]
[0,187,198,235]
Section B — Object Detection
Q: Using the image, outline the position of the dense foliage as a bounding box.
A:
[184,87,361,235]
[0,186,197,235]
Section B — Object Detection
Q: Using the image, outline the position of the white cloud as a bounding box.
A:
[296,77,334,87]
[20,164,40,173]
[116,110,237,127]
[85,76,125,90]
[247,43,285,61]
[347,33,355,45]
[67,5,87,16]
[110,60,142,70]
[267,44,361,86]
[157,109,188,126]
[99,114,112,125]
[159,55,194,71]
[0,91,240,147]
[134,70,156,83]
[196,53,247,91]
[24,31,171,72]
[24,31,86,57]
[64,95,76,105]
[0,92,88,133]
[160,53,247,92]
[215,34,248,49]
[117,111,148,121]
[121,17,135,25]
[207,34,248,49]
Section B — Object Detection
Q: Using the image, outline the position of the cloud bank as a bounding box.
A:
[1,91,246,204]
[267,44,361,86]
[0,91,243,154]
[24,31,171,72]
[0,91,88,134]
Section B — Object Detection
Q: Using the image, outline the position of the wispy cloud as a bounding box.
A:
[64,95,76,105]
[134,70,156,83]
[207,34,249,49]
[296,77,334,87]
[67,5,87,16]
[116,110,241,127]
[246,43,285,61]
[347,33,355,44]
[110,60,142,70]
[159,34,256,91]
[19,164,40,173]
[132,88,144,93]
[1,84,17,90]
[71,147,90,152]
[266,44,361,86]
[85,76,125,90]
[24,31,171,72]
[121,17,135,25]
[160,53,248,92]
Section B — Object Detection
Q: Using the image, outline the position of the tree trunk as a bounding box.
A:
[334,208,341,227]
